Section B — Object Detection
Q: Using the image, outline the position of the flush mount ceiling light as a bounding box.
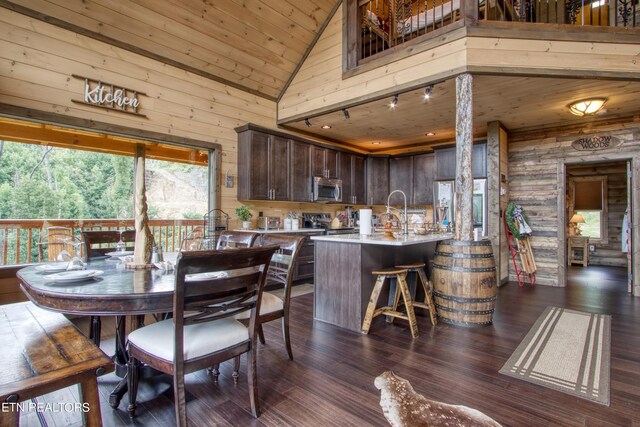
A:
[342,108,350,120]
[423,85,434,100]
[389,94,398,109]
[304,118,312,127]
[568,98,607,116]
[321,125,332,129]
[372,141,381,145]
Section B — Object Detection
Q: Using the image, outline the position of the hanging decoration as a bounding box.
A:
[505,202,532,240]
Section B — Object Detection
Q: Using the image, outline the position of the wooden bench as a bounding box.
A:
[0,302,113,426]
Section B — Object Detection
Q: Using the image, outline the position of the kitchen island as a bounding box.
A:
[310,232,453,332]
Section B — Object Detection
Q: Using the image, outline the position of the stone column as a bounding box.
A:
[455,73,474,241]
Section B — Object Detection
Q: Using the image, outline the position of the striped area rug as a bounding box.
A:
[499,306,611,405]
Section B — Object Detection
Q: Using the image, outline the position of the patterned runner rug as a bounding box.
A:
[499,306,611,405]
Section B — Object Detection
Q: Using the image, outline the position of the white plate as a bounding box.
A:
[35,262,69,273]
[105,250,134,257]
[43,270,104,283]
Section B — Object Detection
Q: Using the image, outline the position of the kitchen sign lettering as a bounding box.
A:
[72,75,147,117]
[571,135,622,151]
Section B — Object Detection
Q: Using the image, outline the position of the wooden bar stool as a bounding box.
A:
[362,268,418,338]
[395,262,438,326]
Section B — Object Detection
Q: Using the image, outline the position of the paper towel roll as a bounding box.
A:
[359,209,372,235]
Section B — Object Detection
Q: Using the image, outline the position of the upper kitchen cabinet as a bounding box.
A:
[311,146,339,179]
[412,153,435,205]
[434,143,487,180]
[290,140,312,202]
[389,156,414,205]
[366,156,389,205]
[237,129,290,201]
[339,153,366,205]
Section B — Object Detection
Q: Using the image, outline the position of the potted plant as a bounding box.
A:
[235,205,253,229]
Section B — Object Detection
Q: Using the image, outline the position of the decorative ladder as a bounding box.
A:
[503,210,536,286]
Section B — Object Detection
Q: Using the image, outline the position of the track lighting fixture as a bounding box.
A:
[423,85,434,100]
[342,108,350,120]
[389,94,398,109]
[305,118,312,127]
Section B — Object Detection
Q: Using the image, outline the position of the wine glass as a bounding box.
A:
[61,236,86,267]
[116,207,128,252]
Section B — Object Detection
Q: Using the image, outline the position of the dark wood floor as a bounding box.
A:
[24,266,640,426]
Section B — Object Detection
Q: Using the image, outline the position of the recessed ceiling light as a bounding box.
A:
[425,132,436,136]
[372,142,381,145]
[321,125,332,129]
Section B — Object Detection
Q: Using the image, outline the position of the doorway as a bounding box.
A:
[564,160,632,294]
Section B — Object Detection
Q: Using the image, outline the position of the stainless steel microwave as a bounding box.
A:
[313,177,342,202]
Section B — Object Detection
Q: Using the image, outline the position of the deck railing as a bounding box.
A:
[0,218,205,266]
[357,0,638,61]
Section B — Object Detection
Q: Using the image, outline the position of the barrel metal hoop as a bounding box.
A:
[432,264,496,273]
[433,291,497,304]
[439,240,492,247]
[437,316,493,327]
[435,304,495,316]
[434,251,494,259]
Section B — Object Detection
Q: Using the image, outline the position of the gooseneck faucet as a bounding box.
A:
[386,190,408,235]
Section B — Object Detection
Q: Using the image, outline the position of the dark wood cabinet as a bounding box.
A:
[237,130,290,201]
[366,156,389,205]
[434,143,487,180]
[389,156,414,205]
[292,231,323,282]
[311,146,339,179]
[290,140,312,202]
[339,153,366,205]
[412,153,435,205]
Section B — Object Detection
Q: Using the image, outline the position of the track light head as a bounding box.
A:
[305,118,312,127]
[342,108,350,120]
[424,85,434,100]
[390,94,398,108]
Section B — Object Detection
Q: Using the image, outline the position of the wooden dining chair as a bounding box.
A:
[215,230,259,249]
[125,245,278,425]
[81,229,135,258]
[224,234,306,384]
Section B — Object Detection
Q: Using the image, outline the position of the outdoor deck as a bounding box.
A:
[19,265,640,426]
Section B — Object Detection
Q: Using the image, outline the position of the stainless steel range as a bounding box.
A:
[302,213,355,235]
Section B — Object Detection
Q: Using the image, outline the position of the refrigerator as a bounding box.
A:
[434,179,487,236]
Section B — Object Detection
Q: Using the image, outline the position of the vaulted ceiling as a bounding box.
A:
[5,0,339,100]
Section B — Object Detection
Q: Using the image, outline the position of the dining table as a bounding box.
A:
[17,256,178,409]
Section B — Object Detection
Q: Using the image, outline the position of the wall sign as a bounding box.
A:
[72,75,147,117]
[571,135,622,151]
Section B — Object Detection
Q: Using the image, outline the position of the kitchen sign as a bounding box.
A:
[72,75,147,117]
[571,135,622,151]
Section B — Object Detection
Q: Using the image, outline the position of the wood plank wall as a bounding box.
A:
[567,163,628,267]
[508,119,640,287]
[279,4,640,124]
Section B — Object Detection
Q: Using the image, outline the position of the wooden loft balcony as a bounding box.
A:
[349,0,640,66]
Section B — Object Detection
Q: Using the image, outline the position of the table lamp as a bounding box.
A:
[569,213,585,236]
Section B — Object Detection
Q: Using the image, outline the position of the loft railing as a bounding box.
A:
[360,0,464,59]
[0,218,205,266]
[356,0,638,61]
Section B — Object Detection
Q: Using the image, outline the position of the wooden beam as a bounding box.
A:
[455,73,474,241]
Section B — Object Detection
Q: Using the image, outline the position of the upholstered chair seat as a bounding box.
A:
[127,317,249,362]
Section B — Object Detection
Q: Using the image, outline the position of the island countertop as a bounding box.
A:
[310,232,453,246]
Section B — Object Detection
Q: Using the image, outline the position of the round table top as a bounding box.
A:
[17,258,176,316]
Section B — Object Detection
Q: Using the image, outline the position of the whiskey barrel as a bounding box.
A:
[432,239,497,327]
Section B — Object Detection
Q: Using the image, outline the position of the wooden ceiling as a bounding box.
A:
[284,75,640,153]
[7,0,339,100]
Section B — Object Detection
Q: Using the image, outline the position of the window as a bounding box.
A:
[0,121,214,266]
[570,175,607,243]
